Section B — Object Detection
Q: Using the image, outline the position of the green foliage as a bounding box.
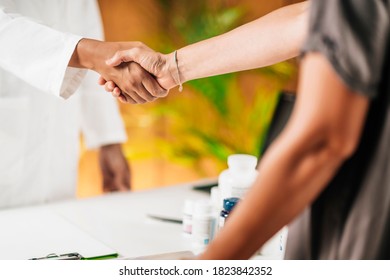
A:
[150,1,296,173]
[174,6,244,43]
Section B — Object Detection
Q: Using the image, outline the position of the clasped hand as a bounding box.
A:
[94,41,177,104]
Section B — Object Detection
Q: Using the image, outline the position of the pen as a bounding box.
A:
[147,214,182,224]
[30,253,83,260]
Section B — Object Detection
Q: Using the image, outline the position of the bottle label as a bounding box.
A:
[192,217,213,235]
[182,214,192,234]
[219,216,225,229]
[192,217,215,249]
[192,234,210,250]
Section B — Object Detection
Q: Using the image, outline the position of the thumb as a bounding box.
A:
[106,49,136,66]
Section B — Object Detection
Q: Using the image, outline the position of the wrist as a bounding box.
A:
[165,51,186,90]
[166,52,179,87]
[71,38,98,69]
[142,51,180,91]
[74,38,114,71]
[101,143,121,149]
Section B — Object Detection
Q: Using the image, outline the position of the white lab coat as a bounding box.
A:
[0,0,127,208]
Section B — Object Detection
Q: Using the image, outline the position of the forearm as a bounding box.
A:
[103,2,308,93]
[176,2,309,83]
[0,6,84,97]
[199,128,346,259]
[199,53,369,259]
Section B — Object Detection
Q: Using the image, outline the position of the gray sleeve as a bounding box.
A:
[302,0,390,98]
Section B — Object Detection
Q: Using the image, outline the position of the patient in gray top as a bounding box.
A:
[285,0,390,259]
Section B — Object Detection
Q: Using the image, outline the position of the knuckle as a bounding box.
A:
[113,87,121,94]
[129,80,138,89]
[107,82,114,89]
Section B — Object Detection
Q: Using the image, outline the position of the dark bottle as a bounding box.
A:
[219,197,240,229]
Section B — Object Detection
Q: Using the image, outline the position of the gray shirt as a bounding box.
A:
[285,0,390,259]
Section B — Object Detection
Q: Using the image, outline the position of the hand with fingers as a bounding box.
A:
[72,39,169,104]
[98,42,179,103]
[98,61,168,104]
[99,144,131,192]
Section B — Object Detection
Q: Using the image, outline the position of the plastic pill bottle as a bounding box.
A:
[219,197,240,229]
[191,200,215,254]
[210,186,221,237]
[182,199,195,235]
[219,154,258,203]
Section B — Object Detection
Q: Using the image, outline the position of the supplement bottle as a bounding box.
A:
[219,197,240,229]
[182,199,195,235]
[219,154,258,203]
[191,200,215,254]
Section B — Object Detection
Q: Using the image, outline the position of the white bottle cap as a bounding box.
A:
[228,154,257,171]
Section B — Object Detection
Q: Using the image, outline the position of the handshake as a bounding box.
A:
[73,39,181,104]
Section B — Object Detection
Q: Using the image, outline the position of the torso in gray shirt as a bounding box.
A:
[285,0,390,260]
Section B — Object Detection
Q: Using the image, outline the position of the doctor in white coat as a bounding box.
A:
[0,0,131,208]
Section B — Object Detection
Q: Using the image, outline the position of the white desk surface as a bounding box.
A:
[0,181,211,260]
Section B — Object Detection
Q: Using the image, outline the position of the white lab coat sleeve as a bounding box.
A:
[79,71,127,149]
[0,3,86,99]
[78,0,127,149]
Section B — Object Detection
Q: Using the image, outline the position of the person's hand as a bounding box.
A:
[72,39,168,104]
[99,61,168,104]
[99,144,131,192]
[98,42,179,102]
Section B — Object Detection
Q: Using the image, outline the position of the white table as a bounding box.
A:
[0,181,210,260]
[0,179,284,260]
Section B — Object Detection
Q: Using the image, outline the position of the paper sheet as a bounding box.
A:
[0,207,116,260]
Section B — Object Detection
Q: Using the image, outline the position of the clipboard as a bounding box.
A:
[0,207,118,260]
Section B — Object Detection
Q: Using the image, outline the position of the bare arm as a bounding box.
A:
[105,2,309,92]
[176,1,309,84]
[0,3,164,101]
[199,53,369,259]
